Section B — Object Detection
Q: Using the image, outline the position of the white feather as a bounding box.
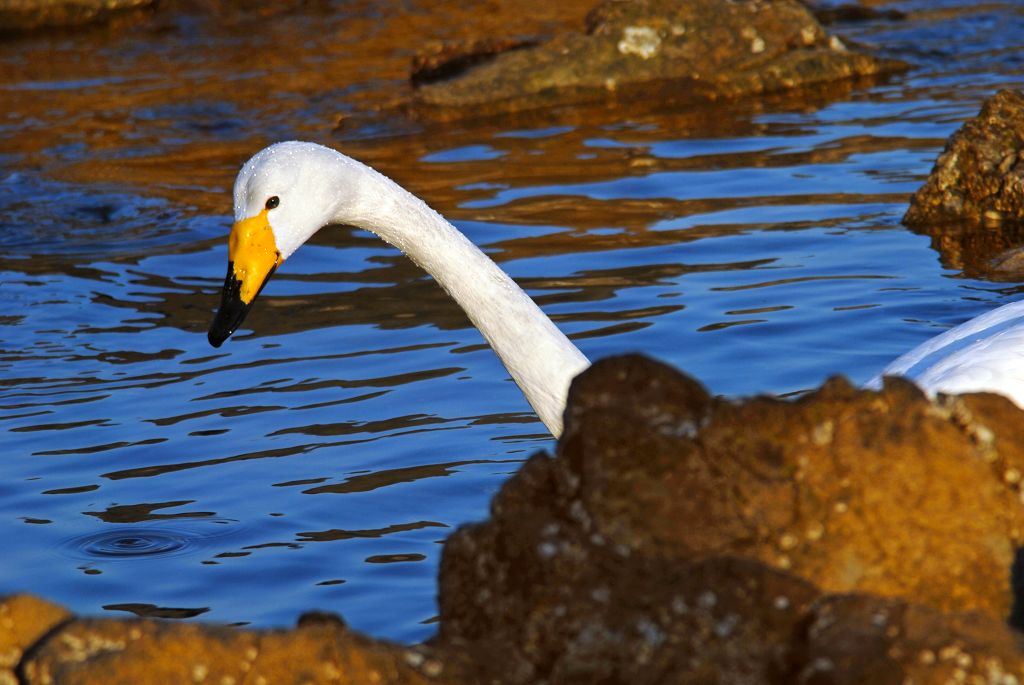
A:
[233,141,590,437]
[870,299,1024,408]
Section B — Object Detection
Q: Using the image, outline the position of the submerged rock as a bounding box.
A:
[413,0,907,114]
[0,0,153,32]
[905,89,1024,228]
[910,215,1024,282]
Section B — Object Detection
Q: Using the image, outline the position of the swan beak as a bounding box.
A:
[208,209,282,347]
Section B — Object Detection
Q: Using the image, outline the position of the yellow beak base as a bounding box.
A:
[228,209,282,305]
[207,209,282,348]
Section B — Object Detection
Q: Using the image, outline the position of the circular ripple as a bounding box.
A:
[77,530,188,558]
[62,519,239,561]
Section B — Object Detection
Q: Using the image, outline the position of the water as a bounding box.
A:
[1,0,1023,642]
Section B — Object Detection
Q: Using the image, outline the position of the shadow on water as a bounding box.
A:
[2,0,1024,642]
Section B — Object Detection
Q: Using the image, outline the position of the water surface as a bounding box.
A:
[2,0,1023,642]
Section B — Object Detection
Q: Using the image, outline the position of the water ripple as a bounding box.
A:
[62,519,239,561]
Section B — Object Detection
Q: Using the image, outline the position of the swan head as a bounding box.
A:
[208,141,353,347]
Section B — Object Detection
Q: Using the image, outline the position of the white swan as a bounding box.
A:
[208,141,590,437]
[207,141,1024,437]
[869,299,1024,408]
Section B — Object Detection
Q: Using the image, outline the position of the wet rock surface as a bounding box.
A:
[10,358,1024,681]
[413,0,907,114]
[807,2,906,25]
[0,0,154,31]
[3,596,457,685]
[905,89,1024,229]
[0,595,70,684]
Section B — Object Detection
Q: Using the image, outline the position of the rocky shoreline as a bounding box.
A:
[9,354,1024,683]
[6,0,1024,682]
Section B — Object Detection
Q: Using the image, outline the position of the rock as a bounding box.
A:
[9,575,1024,684]
[905,89,1024,227]
[436,355,1024,681]
[807,3,905,25]
[0,0,154,32]
[441,505,820,684]
[795,594,1024,684]
[17,608,456,685]
[569,357,1024,617]
[413,0,907,114]
[411,38,540,87]
[0,595,70,685]
[439,354,1024,676]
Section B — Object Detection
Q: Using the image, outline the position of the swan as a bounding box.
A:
[207,141,1024,438]
[207,140,590,437]
[868,299,1024,408]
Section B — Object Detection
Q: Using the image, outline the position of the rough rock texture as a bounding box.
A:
[411,38,539,87]
[795,594,1024,685]
[0,595,70,684]
[438,356,1024,681]
[0,598,458,685]
[0,0,153,31]
[905,89,1024,227]
[442,533,821,683]
[414,0,907,113]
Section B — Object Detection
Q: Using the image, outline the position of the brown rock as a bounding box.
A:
[0,0,154,32]
[0,595,70,684]
[442,527,820,684]
[570,357,1024,616]
[905,89,1024,227]
[794,594,1024,684]
[439,354,1024,675]
[808,3,905,25]
[20,610,456,685]
[414,0,907,114]
[412,38,539,87]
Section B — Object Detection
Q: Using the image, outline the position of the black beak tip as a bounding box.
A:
[207,261,251,349]
[207,309,244,348]
[207,328,228,348]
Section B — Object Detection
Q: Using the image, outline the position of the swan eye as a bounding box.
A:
[265,196,280,210]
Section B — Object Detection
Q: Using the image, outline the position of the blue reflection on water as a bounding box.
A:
[3,2,1024,644]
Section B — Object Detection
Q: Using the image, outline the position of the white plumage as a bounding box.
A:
[869,299,1024,408]
[218,141,590,437]
[219,141,1024,437]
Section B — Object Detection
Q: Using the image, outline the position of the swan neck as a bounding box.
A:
[338,162,589,437]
